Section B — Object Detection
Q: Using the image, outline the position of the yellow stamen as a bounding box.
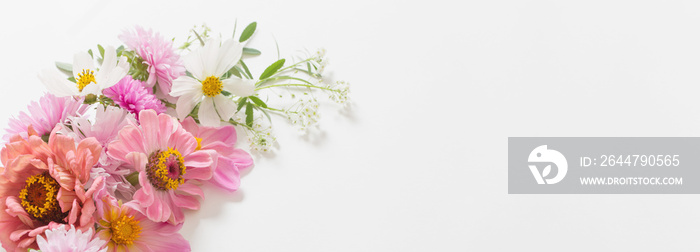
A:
[195,137,203,151]
[19,173,65,223]
[110,214,142,245]
[201,76,223,97]
[76,69,97,92]
[147,148,187,190]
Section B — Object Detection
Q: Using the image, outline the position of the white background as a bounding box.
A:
[1,0,700,251]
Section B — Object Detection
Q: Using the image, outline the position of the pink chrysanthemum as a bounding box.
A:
[59,105,138,200]
[0,126,103,251]
[103,76,166,119]
[119,26,185,101]
[93,187,190,251]
[107,110,213,224]
[31,225,107,252]
[4,93,88,141]
[181,117,253,191]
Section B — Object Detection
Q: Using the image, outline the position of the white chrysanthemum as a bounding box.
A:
[170,38,255,127]
[40,46,128,97]
[31,225,107,252]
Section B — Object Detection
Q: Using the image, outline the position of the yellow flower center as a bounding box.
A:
[195,137,203,151]
[146,148,187,190]
[76,69,97,92]
[18,172,66,223]
[110,214,142,245]
[201,76,223,97]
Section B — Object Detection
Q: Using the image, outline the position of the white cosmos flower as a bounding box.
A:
[170,38,255,127]
[40,46,128,97]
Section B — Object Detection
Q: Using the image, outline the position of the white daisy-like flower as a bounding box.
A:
[40,46,128,97]
[170,38,255,127]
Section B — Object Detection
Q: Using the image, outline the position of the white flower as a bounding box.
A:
[170,38,255,127]
[285,97,320,133]
[40,46,128,97]
[31,225,107,252]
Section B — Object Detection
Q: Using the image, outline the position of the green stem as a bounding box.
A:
[255,83,336,92]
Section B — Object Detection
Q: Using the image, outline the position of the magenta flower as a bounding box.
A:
[119,26,185,101]
[93,186,190,251]
[181,117,253,191]
[4,93,88,141]
[103,76,166,119]
[107,110,213,224]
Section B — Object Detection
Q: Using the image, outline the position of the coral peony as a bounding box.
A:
[0,126,103,251]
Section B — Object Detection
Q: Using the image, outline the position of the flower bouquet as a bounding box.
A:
[0,22,348,251]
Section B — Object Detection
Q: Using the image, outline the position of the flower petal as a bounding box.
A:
[72,52,95,78]
[197,97,220,127]
[39,70,80,97]
[170,76,201,97]
[212,94,236,121]
[212,39,243,77]
[175,90,203,120]
[183,48,205,80]
[222,78,255,97]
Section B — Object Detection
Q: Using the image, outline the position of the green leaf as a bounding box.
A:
[88,49,94,58]
[239,22,257,42]
[245,103,254,127]
[228,66,242,78]
[259,59,285,80]
[97,44,105,58]
[116,45,125,56]
[237,97,248,112]
[239,60,253,79]
[248,96,268,108]
[221,90,231,96]
[242,47,261,55]
[56,62,72,75]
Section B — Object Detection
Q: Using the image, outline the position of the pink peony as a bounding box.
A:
[94,186,190,252]
[107,110,213,224]
[181,117,253,191]
[4,93,88,141]
[0,126,103,251]
[119,26,185,101]
[103,76,167,120]
[32,225,107,252]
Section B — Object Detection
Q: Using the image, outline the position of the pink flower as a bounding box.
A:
[119,26,185,101]
[4,93,88,141]
[59,105,138,200]
[32,225,107,252]
[0,126,103,251]
[93,187,190,251]
[103,76,167,120]
[181,117,253,191]
[107,110,213,224]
